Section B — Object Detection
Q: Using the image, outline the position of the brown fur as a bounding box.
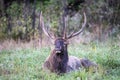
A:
[43,49,68,74]
[43,55,97,74]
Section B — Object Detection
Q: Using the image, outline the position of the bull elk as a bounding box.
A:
[40,12,97,75]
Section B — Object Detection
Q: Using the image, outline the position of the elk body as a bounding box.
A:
[40,12,97,74]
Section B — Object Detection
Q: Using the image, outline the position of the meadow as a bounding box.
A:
[0,40,120,80]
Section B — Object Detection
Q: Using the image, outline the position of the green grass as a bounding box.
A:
[0,42,120,80]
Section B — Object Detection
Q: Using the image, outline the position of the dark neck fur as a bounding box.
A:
[51,47,68,74]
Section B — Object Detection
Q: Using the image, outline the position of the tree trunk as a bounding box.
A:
[32,0,36,39]
[0,0,5,17]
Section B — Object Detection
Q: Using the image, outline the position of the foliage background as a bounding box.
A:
[0,0,120,42]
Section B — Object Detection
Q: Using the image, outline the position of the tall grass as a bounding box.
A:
[0,41,120,80]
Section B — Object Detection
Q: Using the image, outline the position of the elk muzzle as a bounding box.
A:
[55,47,62,54]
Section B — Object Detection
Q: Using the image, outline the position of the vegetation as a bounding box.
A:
[0,41,120,80]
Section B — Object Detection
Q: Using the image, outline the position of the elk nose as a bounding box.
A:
[55,46,62,50]
[55,48,61,51]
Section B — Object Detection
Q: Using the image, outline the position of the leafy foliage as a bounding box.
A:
[0,0,120,41]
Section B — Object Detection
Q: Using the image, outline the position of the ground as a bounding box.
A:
[0,40,120,80]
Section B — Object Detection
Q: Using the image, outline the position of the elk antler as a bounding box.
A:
[40,12,54,40]
[67,12,87,39]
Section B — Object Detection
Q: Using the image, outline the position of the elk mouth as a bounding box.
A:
[56,50,64,57]
[55,51,61,54]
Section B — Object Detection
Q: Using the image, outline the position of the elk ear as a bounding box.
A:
[51,39,55,44]
[64,40,69,45]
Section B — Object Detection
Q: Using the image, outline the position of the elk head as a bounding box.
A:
[54,38,68,54]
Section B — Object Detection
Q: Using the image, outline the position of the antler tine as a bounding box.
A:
[40,11,54,40]
[63,13,67,39]
[67,12,87,39]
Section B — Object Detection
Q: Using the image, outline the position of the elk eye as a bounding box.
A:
[64,44,66,47]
